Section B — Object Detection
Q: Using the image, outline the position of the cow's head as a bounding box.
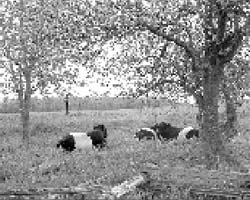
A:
[94,124,107,138]
[151,122,171,133]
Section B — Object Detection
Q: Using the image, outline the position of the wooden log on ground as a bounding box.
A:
[110,174,147,198]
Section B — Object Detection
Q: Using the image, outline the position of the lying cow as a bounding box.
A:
[57,124,108,152]
[152,122,199,141]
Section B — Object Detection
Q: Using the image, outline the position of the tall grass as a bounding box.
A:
[0,105,200,189]
[0,102,250,199]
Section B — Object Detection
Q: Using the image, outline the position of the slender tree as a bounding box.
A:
[2,0,90,146]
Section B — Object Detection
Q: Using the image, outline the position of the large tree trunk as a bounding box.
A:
[201,63,224,169]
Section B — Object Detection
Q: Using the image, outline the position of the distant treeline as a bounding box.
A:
[0,96,175,113]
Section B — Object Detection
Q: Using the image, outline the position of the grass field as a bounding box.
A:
[0,103,250,199]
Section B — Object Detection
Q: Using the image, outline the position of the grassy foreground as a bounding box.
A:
[0,103,250,198]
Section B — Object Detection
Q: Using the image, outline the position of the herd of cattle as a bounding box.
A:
[56,122,199,152]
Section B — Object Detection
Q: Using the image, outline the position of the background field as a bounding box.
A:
[1,100,250,198]
[0,96,167,113]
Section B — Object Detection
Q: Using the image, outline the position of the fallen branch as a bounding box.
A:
[73,172,149,199]
[110,174,147,198]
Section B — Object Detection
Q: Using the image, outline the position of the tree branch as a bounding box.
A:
[174,58,201,100]
[219,30,244,64]
[141,21,201,77]
[216,8,227,42]
[135,78,179,97]
[143,22,196,57]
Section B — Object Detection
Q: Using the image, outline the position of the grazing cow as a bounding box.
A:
[56,132,92,152]
[152,122,199,141]
[87,124,108,149]
[134,127,158,141]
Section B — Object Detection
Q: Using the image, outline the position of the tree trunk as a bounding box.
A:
[18,0,31,148]
[21,71,32,148]
[21,104,30,147]
[201,63,224,169]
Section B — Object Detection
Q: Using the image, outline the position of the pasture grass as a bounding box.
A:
[0,103,250,199]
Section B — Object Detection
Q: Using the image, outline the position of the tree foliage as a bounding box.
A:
[1,0,105,145]
[88,0,250,168]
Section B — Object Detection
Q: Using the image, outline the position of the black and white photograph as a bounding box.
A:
[0,0,250,199]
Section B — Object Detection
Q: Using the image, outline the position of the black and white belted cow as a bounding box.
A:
[134,122,199,142]
[152,122,199,141]
[57,124,108,152]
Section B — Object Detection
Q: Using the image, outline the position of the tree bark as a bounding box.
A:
[196,95,204,129]
[222,79,238,141]
[21,105,30,147]
[201,63,224,169]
